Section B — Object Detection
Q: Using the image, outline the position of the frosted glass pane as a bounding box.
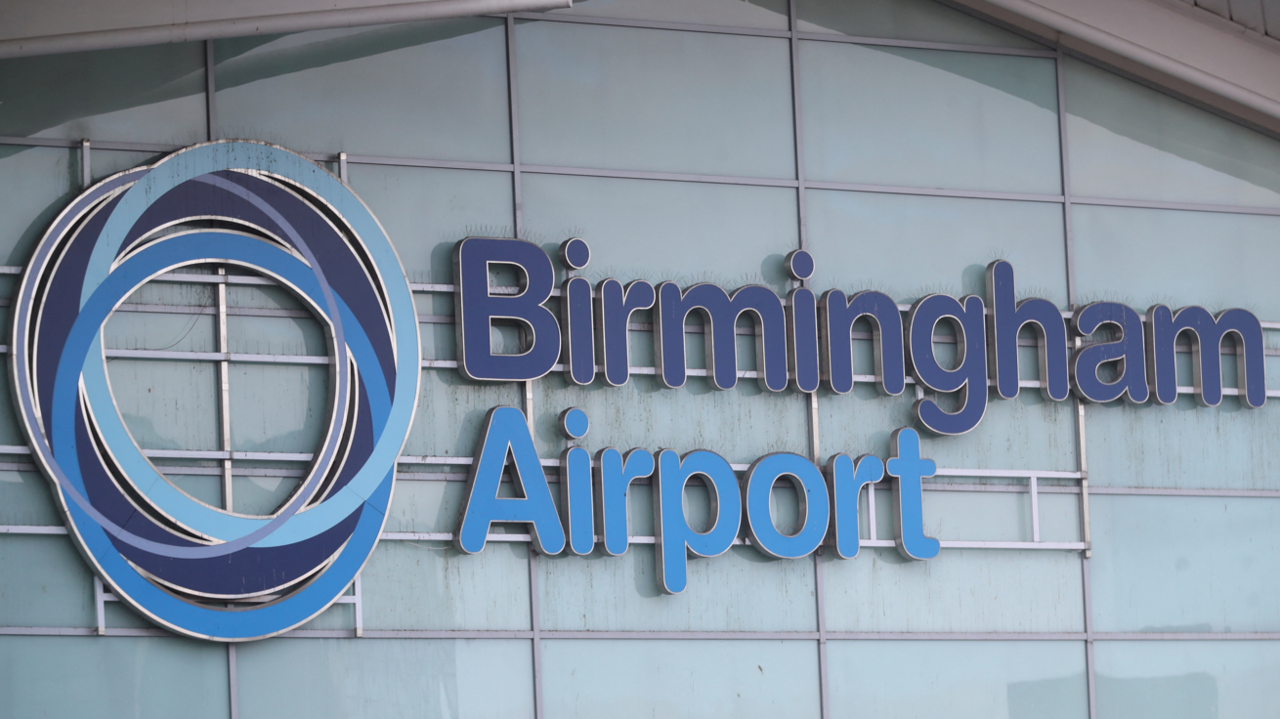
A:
[796,0,1046,49]
[0,470,59,526]
[0,536,93,627]
[229,364,329,453]
[823,549,1084,632]
[0,636,229,719]
[0,147,77,265]
[215,20,510,161]
[800,42,1060,193]
[542,639,821,719]
[538,545,816,631]
[236,638,534,719]
[361,541,532,630]
[106,359,220,451]
[806,190,1066,305]
[827,640,1088,719]
[1065,58,1280,208]
[0,43,206,145]
[1084,397,1280,490]
[225,315,327,356]
[551,0,789,29]
[523,174,799,295]
[1090,495,1280,633]
[104,311,217,354]
[405,369,523,458]
[1095,640,1280,719]
[517,23,796,178]
[348,164,514,285]
[1072,204,1280,317]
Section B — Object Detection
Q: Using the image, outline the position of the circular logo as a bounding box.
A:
[11,141,420,641]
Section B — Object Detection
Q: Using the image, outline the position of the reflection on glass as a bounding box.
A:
[827,640,1088,718]
[796,0,1046,49]
[215,19,510,161]
[1095,641,1280,719]
[542,639,821,719]
[517,22,796,178]
[1065,58,1280,208]
[1090,495,1280,633]
[800,42,1060,193]
[553,0,789,29]
[0,43,207,145]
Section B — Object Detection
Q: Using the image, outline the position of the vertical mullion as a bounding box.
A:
[1057,48,1097,719]
[217,267,233,511]
[206,40,218,142]
[507,14,544,719]
[790,2,829,718]
[227,643,239,719]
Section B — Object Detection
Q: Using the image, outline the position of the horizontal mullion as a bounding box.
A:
[104,348,329,365]
[522,163,799,188]
[115,302,312,319]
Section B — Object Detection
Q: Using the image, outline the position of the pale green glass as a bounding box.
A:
[1065,58,1280,208]
[827,640,1088,718]
[404,369,523,458]
[215,20,511,161]
[538,544,816,631]
[800,42,1060,193]
[0,536,93,627]
[0,147,78,266]
[228,364,328,453]
[1094,640,1280,719]
[551,0,789,29]
[104,312,217,354]
[232,474,299,516]
[823,549,1084,632]
[541,639,821,719]
[0,636,229,718]
[1090,495,1280,633]
[347,164,514,285]
[106,359,220,451]
[522,174,799,295]
[0,470,59,526]
[517,23,796,178]
[236,638,534,719]
[0,44,206,145]
[796,0,1046,49]
[806,190,1067,305]
[361,541,532,630]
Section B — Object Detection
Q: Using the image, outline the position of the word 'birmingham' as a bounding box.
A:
[453,237,1267,436]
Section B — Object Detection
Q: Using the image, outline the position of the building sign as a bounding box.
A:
[15,142,1266,640]
[11,142,421,641]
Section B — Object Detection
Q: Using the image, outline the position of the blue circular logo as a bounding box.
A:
[11,141,420,641]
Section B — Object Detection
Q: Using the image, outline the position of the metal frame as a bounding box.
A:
[3,6,1280,719]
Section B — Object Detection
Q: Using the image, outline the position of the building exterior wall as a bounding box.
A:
[2,1,1280,717]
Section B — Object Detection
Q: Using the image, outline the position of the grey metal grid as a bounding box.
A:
[0,5,1278,719]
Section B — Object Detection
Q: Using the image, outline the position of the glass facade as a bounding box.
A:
[2,1,1280,717]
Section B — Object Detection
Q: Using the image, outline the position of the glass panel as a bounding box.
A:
[215,19,511,162]
[522,174,799,294]
[348,164,514,285]
[541,639,821,719]
[228,363,329,454]
[236,637,533,719]
[796,0,1046,49]
[800,42,1060,193]
[539,544,816,631]
[232,474,299,515]
[91,149,165,183]
[806,190,1067,305]
[517,23,796,178]
[226,314,328,356]
[0,470,59,526]
[361,541,532,630]
[1064,58,1280,208]
[106,359,221,451]
[1095,640,1280,719]
[823,549,1084,632]
[0,636,229,719]
[0,43,207,145]
[0,536,93,627]
[1072,204,1280,317]
[1090,495,1280,633]
[0,146,78,266]
[405,369,523,458]
[104,311,217,354]
[551,0,789,29]
[0,365,28,447]
[827,640,1088,718]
